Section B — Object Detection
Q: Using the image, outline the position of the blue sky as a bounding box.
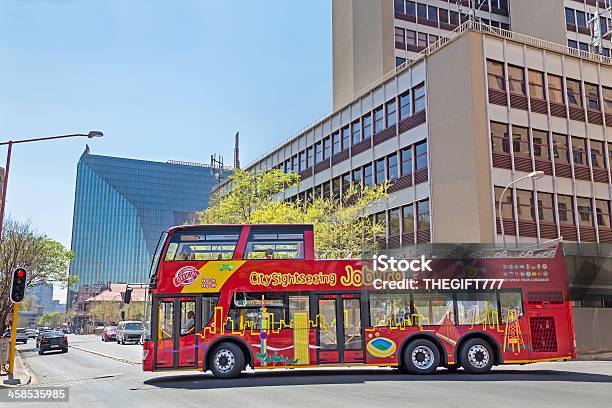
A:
[0,0,332,249]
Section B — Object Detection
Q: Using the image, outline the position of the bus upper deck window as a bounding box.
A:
[244,230,305,260]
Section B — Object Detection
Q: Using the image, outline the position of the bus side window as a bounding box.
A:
[244,228,305,260]
[201,296,218,328]
[455,292,498,325]
[289,296,309,321]
[368,293,411,327]
[499,291,524,323]
[412,292,454,326]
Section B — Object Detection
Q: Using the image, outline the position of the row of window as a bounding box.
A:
[491,121,610,170]
[394,0,509,24]
[374,198,431,237]
[495,187,611,229]
[487,59,612,113]
[395,27,440,48]
[565,6,612,32]
[226,289,522,331]
[568,39,612,57]
[277,83,426,174]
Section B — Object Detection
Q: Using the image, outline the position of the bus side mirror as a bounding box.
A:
[124,288,132,304]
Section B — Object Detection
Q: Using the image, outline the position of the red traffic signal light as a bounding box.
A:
[10,268,27,303]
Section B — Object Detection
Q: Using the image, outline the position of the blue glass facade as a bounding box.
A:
[69,152,229,291]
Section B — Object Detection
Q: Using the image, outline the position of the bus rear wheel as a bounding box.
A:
[403,339,440,374]
[209,342,244,379]
[460,338,494,374]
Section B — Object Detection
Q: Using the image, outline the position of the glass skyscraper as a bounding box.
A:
[69,149,230,300]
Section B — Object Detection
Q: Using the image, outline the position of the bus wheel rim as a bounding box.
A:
[411,346,434,370]
[467,344,489,368]
[215,349,235,373]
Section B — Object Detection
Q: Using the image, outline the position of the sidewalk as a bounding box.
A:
[0,352,33,388]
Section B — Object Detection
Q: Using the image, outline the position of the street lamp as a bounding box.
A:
[0,131,104,239]
[498,170,544,248]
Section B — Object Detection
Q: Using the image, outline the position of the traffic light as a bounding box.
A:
[10,268,27,303]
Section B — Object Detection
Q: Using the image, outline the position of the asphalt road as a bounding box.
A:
[11,335,612,408]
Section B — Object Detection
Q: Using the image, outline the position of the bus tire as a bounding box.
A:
[402,339,440,374]
[209,342,244,379]
[460,338,494,374]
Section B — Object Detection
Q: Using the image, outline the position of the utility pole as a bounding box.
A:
[589,0,612,54]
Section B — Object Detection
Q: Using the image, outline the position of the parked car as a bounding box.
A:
[37,331,68,354]
[25,328,37,339]
[101,326,117,342]
[94,325,105,335]
[2,328,28,344]
[116,321,144,345]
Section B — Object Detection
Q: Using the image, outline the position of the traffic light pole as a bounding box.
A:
[0,140,12,240]
[5,303,20,385]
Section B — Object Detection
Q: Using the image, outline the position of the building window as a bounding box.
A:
[394,0,404,14]
[374,106,384,133]
[322,181,331,198]
[389,208,401,236]
[495,186,514,219]
[487,60,505,91]
[314,184,322,199]
[528,70,545,99]
[591,140,606,169]
[512,126,530,157]
[285,160,291,173]
[315,142,322,163]
[306,146,313,168]
[532,129,550,160]
[417,199,430,230]
[596,200,610,228]
[576,10,586,28]
[576,197,593,227]
[332,131,341,155]
[352,168,362,186]
[395,27,405,45]
[402,204,414,235]
[491,121,509,154]
[352,120,361,145]
[553,133,570,164]
[413,82,426,112]
[557,195,575,226]
[439,8,448,24]
[363,163,373,186]
[341,126,350,150]
[428,5,438,22]
[399,91,411,119]
[449,11,459,25]
[516,189,535,222]
[323,137,331,159]
[298,151,306,171]
[566,79,582,108]
[292,155,299,173]
[579,42,590,52]
[406,29,416,46]
[401,146,413,175]
[585,83,600,111]
[396,57,406,67]
[572,136,587,166]
[386,100,397,127]
[332,177,341,198]
[538,192,555,225]
[565,7,575,25]
[341,172,351,197]
[508,65,525,95]
[417,32,427,48]
[417,3,427,18]
[604,87,612,115]
[363,113,372,139]
[375,158,385,184]
[387,153,398,180]
[405,1,416,16]
[429,34,438,45]
[415,141,427,171]
[548,75,564,105]
[568,39,578,49]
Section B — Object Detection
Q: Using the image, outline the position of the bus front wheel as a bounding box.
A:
[209,342,244,379]
[459,338,494,374]
[402,339,440,374]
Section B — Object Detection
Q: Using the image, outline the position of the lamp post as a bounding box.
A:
[498,170,544,248]
[0,131,103,239]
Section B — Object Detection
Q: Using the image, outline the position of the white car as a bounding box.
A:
[2,328,28,344]
[116,321,144,345]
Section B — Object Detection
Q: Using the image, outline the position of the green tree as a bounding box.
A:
[198,169,388,257]
[123,302,145,321]
[0,219,75,332]
[88,301,120,325]
[36,311,64,328]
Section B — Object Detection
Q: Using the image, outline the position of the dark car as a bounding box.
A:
[101,326,117,342]
[37,331,68,355]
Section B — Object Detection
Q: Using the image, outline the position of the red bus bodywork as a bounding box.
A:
[142,224,575,374]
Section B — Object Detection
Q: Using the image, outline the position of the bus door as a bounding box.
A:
[316,294,364,364]
[154,296,200,369]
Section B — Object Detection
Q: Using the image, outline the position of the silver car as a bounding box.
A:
[116,321,144,345]
[2,328,28,344]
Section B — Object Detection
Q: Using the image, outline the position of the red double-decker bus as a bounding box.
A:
[140,223,575,378]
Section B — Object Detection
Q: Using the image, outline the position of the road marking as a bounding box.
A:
[69,345,141,366]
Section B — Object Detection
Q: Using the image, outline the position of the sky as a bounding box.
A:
[0,0,332,302]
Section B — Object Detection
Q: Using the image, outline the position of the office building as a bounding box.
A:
[333,0,612,109]
[69,149,230,302]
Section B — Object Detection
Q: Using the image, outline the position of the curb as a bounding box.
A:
[69,345,141,366]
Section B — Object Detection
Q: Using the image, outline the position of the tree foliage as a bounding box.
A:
[198,169,388,258]
[0,219,75,332]
[36,311,64,328]
[88,301,120,325]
